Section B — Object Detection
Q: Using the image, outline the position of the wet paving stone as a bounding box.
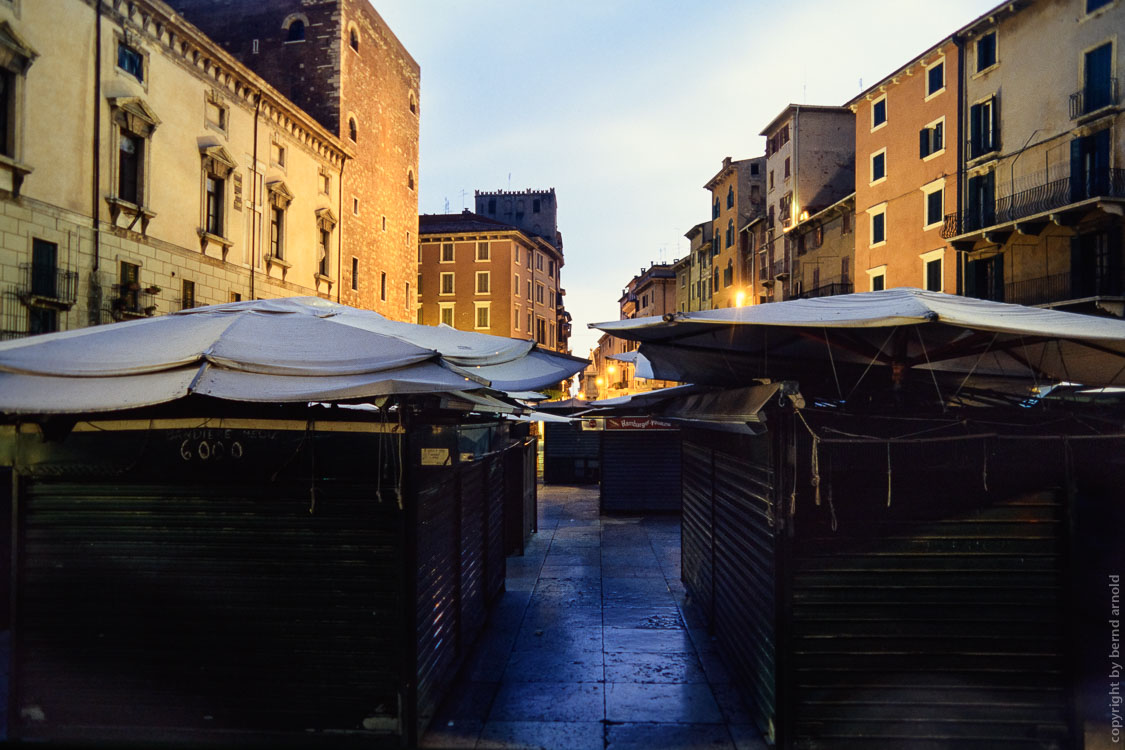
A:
[521,603,604,629]
[539,564,602,580]
[602,605,684,630]
[503,648,604,683]
[603,627,695,653]
[477,720,605,749]
[600,563,666,578]
[513,624,603,654]
[602,576,672,594]
[532,577,602,604]
[604,651,708,684]
[423,483,762,749]
[606,722,734,750]
[488,682,605,722]
[602,588,678,608]
[544,550,602,567]
[605,682,724,724]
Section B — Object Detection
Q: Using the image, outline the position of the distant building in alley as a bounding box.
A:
[787,193,856,299]
[587,262,678,398]
[759,105,855,302]
[676,222,715,312]
[170,0,421,321]
[417,210,568,352]
[847,36,960,294]
[704,157,765,308]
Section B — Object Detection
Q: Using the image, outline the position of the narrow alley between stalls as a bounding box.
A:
[421,484,768,750]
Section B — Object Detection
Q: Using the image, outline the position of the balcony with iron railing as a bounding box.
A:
[941,168,1125,239]
[17,263,79,307]
[969,270,1123,307]
[1070,78,1118,120]
[107,283,157,320]
[795,282,854,300]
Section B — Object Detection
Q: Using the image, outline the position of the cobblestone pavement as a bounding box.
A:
[421,484,768,750]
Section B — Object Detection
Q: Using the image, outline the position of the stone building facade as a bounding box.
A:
[788,193,856,299]
[679,221,714,311]
[704,157,764,308]
[848,38,960,294]
[417,210,567,352]
[170,0,421,321]
[0,0,348,339]
[585,263,678,398]
[475,188,562,250]
[760,105,855,302]
[943,0,1124,318]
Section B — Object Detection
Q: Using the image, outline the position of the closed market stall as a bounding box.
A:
[594,289,1125,748]
[541,420,601,484]
[0,297,588,746]
[3,412,523,745]
[599,417,681,513]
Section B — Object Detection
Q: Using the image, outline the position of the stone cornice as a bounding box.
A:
[92,0,351,167]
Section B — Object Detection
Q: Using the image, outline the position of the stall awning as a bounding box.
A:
[591,288,1125,395]
[0,297,587,414]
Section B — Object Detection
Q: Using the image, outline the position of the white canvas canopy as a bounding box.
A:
[0,297,587,414]
[592,288,1125,396]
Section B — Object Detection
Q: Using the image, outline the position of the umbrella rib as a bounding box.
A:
[845,327,899,401]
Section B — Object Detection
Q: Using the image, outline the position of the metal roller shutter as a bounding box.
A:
[485,455,506,601]
[788,433,1071,749]
[457,462,486,648]
[15,479,402,739]
[600,431,681,512]
[414,470,459,731]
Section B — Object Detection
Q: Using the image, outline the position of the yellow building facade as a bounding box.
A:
[0,0,362,338]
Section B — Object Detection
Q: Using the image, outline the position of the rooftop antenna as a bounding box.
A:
[802,66,807,102]
[508,172,511,190]
[859,77,863,92]
[444,197,450,213]
[459,189,468,210]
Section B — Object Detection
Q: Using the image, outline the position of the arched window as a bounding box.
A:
[726,219,734,248]
[349,26,359,52]
[407,170,415,190]
[409,92,417,115]
[726,185,734,209]
[286,19,305,41]
[348,117,357,142]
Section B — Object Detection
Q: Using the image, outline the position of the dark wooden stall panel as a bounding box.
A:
[6,420,531,747]
[600,429,682,513]
[784,424,1074,749]
[680,428,778,741]
[542,422,600,484]
[15,449,404,739]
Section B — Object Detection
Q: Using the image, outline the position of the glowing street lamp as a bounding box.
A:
[735,290,747,307]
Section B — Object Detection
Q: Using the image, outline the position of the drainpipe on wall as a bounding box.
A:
[249,90,260,301]
[790,105,801,300]
[954,33,966,295]
[337,155,345,304]
[90,0,103,326]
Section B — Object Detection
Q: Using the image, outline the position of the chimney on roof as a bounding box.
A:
[462,208,471,215]
[722,156,732,168]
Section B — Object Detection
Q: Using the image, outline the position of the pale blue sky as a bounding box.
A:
[373,0,1001,358]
